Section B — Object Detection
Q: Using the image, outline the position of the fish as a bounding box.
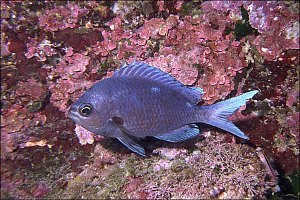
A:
[67,61,258,156]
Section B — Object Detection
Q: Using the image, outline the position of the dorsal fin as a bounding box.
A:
[113,61,203,104]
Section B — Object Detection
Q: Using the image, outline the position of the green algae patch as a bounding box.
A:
[47,132,278,199]
[47,162,129,199]
[95,166,128,199]
[179,1,203,17]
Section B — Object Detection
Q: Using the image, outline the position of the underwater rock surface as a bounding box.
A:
[1,1,299,199]
[48,133,277,199]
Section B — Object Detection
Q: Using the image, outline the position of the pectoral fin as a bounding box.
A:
[109,117,146,156]
[155,124,200,142]
[117,135,146,157]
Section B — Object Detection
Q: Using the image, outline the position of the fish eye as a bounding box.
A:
[78,103,93,117]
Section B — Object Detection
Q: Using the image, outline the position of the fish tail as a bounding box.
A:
[197,90,258,139]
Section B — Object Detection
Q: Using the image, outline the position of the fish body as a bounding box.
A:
[68,62,258,156]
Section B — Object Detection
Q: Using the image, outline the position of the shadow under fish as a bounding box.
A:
[68,61,258,156]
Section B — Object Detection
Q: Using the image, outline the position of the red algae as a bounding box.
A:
[38,3,88,32]
[25,38,58,61]
[244,2,299,61]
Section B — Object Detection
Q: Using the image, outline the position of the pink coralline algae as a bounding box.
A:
[1,105,30,148]
[15,77,48,104]
[286,82,299,107]
[74,124,104,145]
[25,38,57,62]
[55,51,90,79]
[39,3,87,31]
[92,31,119,57]
[286,112,299,141]
[274,111,300,155]
[92,15,148,60]
[210,1,244,13]
[44,49,95,112]
[1,105,47,159]
[199,42,248,103]
[244,1,299,61]
[1,77,48,159]
[48,78,95,113]
[153,148,188,160]
[4,77,48,119]
[2,77,48,120]
[153,159,172,172]
[30,182,50,198]
[139,6,248,103]
[146,46,203,86]
[91,7,247,104]
[137,16,178,40]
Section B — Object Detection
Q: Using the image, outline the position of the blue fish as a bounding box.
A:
[68,61,258,156]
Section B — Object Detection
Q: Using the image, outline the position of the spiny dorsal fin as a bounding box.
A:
[113,61,203,104]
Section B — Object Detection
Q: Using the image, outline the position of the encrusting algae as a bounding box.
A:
[47,132,277,199]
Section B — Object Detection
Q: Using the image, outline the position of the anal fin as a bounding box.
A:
[154,124,200,143]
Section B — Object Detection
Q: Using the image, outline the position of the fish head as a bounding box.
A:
[67,85,109,134]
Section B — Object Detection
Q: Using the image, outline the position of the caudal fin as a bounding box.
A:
[199,90,258,139]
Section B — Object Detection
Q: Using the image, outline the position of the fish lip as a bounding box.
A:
[67,108,80,122]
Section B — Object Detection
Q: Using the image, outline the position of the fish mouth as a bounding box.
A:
[66,107,81,123]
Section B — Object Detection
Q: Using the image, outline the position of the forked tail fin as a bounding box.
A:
[198,90,259,139]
